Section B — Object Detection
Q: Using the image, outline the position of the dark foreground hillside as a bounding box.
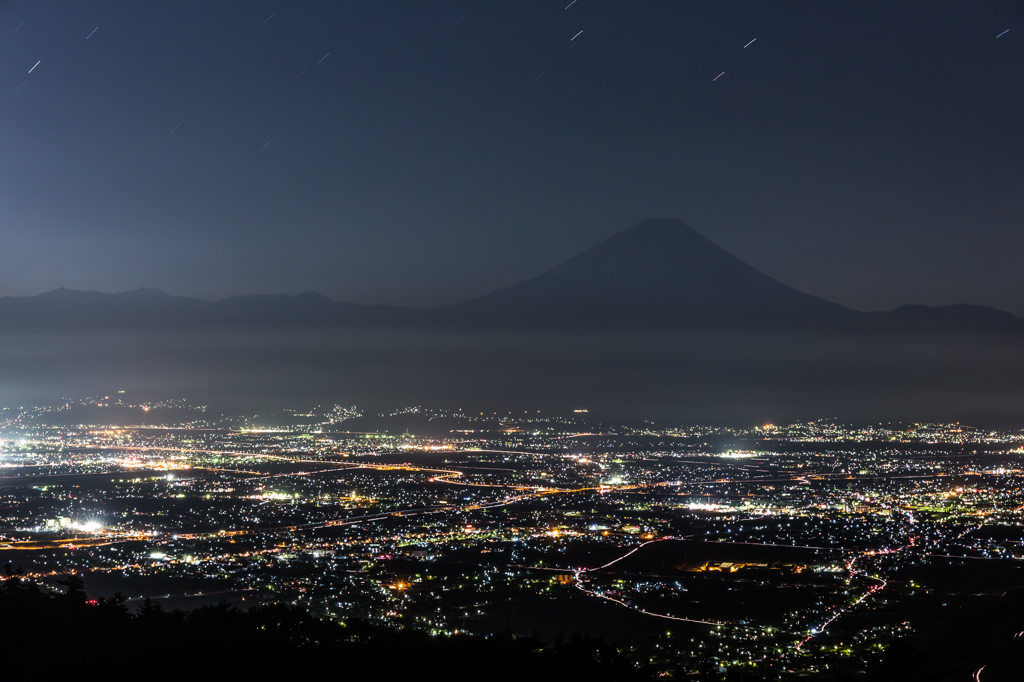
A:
[4,568,1024,680]
[880,589,1024,682]
[0,570,652,680]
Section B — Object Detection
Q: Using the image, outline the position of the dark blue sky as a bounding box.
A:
[2,1,1023,313]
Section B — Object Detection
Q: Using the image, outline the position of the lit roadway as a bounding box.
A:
[570,537,763,629]
[794,536,919,652]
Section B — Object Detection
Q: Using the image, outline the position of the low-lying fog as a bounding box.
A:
[1,328,1022,427]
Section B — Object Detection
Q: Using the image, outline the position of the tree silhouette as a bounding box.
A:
[138,596,163,619]
[56,573,87,606]
[1,563,24,594]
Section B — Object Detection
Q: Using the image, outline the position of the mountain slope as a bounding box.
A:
[863,303,1024,332]
[440,219,861,329]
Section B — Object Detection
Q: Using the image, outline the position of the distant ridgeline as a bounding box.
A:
[2,220,1021,332]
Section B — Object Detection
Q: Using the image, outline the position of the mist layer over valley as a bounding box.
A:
[2,328,1022,427]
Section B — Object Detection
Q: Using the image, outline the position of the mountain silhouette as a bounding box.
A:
[440,219,860,329]
[0,219,1020,332]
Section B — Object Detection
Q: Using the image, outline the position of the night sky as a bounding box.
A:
[2,1,1023,314]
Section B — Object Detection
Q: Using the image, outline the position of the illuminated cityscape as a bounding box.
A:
[3,396,1023,677]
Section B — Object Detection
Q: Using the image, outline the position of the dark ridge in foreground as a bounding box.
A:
[1,220,1020,332]
[0,572,652,680]
[3,570,1024,679]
